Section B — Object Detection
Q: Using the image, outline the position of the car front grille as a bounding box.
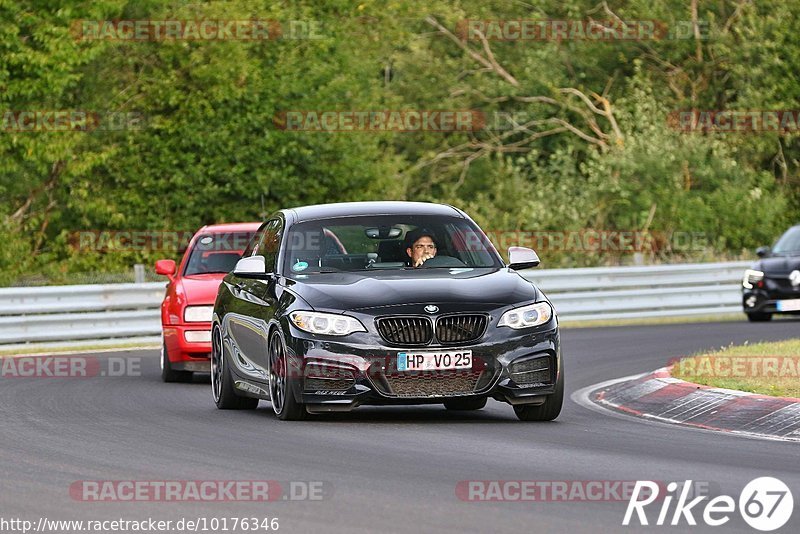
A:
[385,370,483,397]
[376,317,433,345]
[508,355,552,387]
[370,356,496,398]
[376,314,488,345]
[435,314,488,343]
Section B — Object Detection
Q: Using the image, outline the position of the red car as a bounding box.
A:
[155,223,261,382]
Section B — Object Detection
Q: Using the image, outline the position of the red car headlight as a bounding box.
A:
[184,305,214,323]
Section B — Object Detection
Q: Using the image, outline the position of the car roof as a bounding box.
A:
[286,201,463,222]
[196,222,262,234]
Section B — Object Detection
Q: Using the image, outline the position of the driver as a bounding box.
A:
[405,228,438,268]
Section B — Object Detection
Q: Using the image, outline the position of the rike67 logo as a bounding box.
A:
[624,477,793,531]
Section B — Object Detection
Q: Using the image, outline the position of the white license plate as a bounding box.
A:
[397,350,472,371]
[777,299,800,312]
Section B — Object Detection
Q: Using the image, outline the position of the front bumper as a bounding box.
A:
[283,324,561,413]
[742,289,800,315]
[163,324,212,368]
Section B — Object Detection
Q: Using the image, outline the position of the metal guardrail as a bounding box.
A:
[0,283,166,346]
[0,261,751,348]
[522,261,750,322]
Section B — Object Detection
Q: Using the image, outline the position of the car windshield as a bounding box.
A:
[772,226,800,254]
[283,215,503,276]
[184,232,255,275]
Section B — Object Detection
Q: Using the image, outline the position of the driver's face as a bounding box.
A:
[407,236,437,267]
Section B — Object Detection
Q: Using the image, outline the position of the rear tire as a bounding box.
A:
[514,369,564,422]
[211,326,258,410]
[161,341,193,383]
[444,397,487,411]
[746,312,773,322]
[269,330,307,421]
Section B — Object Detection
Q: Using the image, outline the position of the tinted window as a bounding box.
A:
[256,218,283,272]
[242,223,267,257]
[282,215,503,276]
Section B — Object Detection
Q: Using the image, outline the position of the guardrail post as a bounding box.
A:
[134,264,145,284]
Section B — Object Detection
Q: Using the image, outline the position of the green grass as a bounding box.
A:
[671,339,800,398]
[559,313,744,329]
[0,341,160,357]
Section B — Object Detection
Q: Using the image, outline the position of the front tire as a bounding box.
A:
[268,330,307,421]
[211,326,258,410]
[161,341,193,383]
[444,397,487,411]
[514,368,564,422]
[746,312,773,322]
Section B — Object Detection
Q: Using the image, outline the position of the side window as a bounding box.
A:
[257,218,283,273]
[242,223,268,258]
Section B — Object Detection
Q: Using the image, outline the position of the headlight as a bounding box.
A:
[183,305,214,322]
[498,302,553,329]
[290,311,367,336]
[742,269,765,289]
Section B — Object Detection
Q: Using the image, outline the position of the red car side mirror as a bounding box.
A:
[155,259,177,281]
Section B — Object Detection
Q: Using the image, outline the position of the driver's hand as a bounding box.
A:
[414,253,434,267]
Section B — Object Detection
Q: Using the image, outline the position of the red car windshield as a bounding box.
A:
[184,232,255,275]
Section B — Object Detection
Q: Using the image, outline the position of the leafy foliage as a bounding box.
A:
[2,0,798,283]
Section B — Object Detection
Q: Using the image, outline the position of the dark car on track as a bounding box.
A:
[211,201,562,421]
[742,224,800,321]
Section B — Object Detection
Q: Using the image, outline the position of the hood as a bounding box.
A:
[754,255,800,275]
[284,268,539,313]
[178,273,227,304]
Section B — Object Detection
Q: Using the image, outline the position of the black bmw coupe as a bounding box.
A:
[742,224,800,321]
[211,201,562,421]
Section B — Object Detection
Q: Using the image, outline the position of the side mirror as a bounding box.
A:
[234,255,269,277]
[756,246,770,258]
[508,246,540,270]
[155,259,176,281]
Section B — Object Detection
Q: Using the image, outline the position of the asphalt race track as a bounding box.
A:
[2,321,799,533]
